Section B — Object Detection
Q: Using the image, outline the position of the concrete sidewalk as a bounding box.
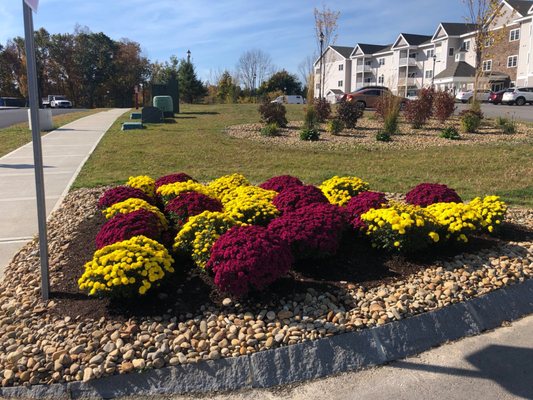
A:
[0,108,127,278]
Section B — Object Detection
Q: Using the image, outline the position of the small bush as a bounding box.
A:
[258,102,288,127]
[325,119,344,135]
[376,131,392,142]
[165,192,223,228]
[440,126,460,140]
[260,123,280,137]
[259,175,303,193]
[459,109,483,133]
[98,186,154,209]
[495,116,508,128]
[336,99,364,129]
[273,185,329,213]
[404,88,434,128]
[303,105,318,129]
[405,183,462,207]
[155,173,196,189]
[432,90,456,123]
[300,127,320,141]
[313,98,331,122]
[375,93,401,134]
[500,118,517,134]
[207,225,293,297]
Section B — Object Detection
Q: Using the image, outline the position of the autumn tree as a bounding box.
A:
[314,5,340,98]
[258,70,302,96]
[236,49,275,91]
[217,71,240,103]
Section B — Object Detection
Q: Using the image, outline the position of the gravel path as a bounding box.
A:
[0,188,531,388]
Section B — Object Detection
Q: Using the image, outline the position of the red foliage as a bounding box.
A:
[259,175,304,193]
[345,191,388,230]
[207,225,293,297]
[155,173,196,189]
[95,209,162,249]
[272,185,329,213]
[164,192,223,228]
[404,87,434,128]
[268,203,347,259]
[405,183,462,207]
[432,90,456,123]
[97,186,154,209]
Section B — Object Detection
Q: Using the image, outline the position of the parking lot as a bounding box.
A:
[455,103,533,122]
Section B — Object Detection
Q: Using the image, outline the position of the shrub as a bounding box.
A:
[468,195,507,233]
[95,209,162,249]
[155,173,196,189]
[165,192,223,228]
[376,131,392,142]
[173,211,241,269]
[157,181,214,204]
[208,173,250,200]
[432,90,456,123]
[258,102,288,127]
[303,105,318,129]
[78,236,175,297]
[103,198,168,229]
[314,98,331,122]
[495,116,509,128]
[260,122,280,137]
[459,109,483,133]
[345,191,388,230]
[499,117,517,134]
[425,202,483,243]
[273,185,329,213]
[126,175,156,198]
[98,186,154,209]
[319,176,370,206]
[336,99,364,129]
[375,92,401,134]
[268,203,347,259]
[224,193,279,226]
[207,225,293,297]
[361,202,440,253]
[404,88,434,128]
[259,175,303,193]
[440,126,460,140]
[405,183,462,207]
[300,127,320,141]
[325,119,344,135]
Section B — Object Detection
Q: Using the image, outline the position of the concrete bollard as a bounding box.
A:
[28,108,53,131]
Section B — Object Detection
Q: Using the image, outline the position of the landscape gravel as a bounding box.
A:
[224,117,533,150]
[0,188,531,388]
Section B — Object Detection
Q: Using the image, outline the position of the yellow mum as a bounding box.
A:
[319,176,370,206]
[208,174,250,200]
[156,180,215,204]
[126,175,155,198]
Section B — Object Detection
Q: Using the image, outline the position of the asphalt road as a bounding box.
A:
[455,103,533,122]
[0,108,87,129]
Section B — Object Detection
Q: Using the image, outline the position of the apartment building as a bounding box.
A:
[313,46,353,102]
[314,0,533,101]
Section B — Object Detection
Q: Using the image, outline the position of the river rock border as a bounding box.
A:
[0,279,532,399]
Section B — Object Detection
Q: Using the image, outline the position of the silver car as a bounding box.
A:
[501,87,533,106]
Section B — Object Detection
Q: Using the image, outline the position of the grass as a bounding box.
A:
[73,103,533,207]
[0,109,104,157]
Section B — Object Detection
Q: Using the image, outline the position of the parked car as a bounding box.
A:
[488,89,514,105]
[339,86,390,102]
[42,95,73,108]
[501,87,533,105]
[455,89,491,103]
[0,97,26,107]
[271,95,305,105]
[345,88,407,109]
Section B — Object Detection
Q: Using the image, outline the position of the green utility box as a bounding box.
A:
[130,112,142,120]
[122,122,144,131]
[153,96,174,118]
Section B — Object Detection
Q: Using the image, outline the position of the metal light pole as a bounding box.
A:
[431,54,437,87]
[252,73,256,102]
[23,0,50,300]
[319,31,324,99]
[187,49,191,63]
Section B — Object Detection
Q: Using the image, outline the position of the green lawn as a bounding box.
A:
[0,109,104,157]
[73,104,533,207]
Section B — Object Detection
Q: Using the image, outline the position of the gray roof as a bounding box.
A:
[330,46,354,58]
[357,43,391,54]
[505,0,533,16]
[326,89,344,95]
[434,61,476,79]
[400,33,433,46]
[440,23,478,36]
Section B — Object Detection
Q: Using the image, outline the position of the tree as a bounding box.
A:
[177,59,207,103]
[150,55,179,84]
[0,44,21,97]
[236,49,275,90]
[217,71,240,103]
[314,5,340,53]
[258,70,302,96]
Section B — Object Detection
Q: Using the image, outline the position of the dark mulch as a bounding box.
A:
[50,210,533,322]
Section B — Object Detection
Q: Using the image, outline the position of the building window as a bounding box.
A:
[364,77,372,83]
[315,68,320,74]
[507,55,518,68]
[426,49,435,58]
[509,29,520,42]
[316,83,320,90]
[448,48,454,57]
[378,75,384,84]
[338,80,343,87]
[484,37,494,47]
[425,70,433,79]
[482,60,492,71]
[463,40,470,51]
[378,58,385,66]
[338,64,344,71]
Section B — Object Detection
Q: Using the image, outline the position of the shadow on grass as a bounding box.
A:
[179,111,220,115]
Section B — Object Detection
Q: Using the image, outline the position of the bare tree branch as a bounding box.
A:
[236,49,276,90]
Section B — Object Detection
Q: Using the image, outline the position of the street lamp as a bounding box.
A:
[319,31,324,99]
[187,49,191,63]
[431,54,437,87]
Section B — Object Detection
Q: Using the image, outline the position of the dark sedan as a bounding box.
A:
[488,88,514,105]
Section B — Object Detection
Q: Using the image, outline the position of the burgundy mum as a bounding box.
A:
[259,175,303,193]
[405,183,462,207]
[345,191,388,230]
[273,185,329,213]
[98,186,154,209]
[155,173,196,189]
[165,192,223,228]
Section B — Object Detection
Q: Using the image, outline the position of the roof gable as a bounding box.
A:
[434,61,476,79]
[433,23,478,41]
[330,45,354,59]
[392,33,432,49]
[504,0,533,16]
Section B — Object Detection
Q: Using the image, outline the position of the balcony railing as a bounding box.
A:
[398,57,418,67]
[397,77,419,86]
[355,64,373,73]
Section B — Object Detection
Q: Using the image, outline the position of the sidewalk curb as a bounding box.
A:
[1,279,532,399]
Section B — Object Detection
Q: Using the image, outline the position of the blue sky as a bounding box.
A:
[1,0,466,82]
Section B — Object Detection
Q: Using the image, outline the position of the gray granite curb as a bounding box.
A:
[1,279,532,399]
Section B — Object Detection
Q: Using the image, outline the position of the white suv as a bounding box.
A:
[502,87,533,106]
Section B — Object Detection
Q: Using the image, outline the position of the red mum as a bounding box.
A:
[405,183,462,207]
[207,225,293,297]
[273,185,328,213]
[155,173,196,189]
[98,186,154,209]
[345,191,388,230]
[164,192,223,228]
[259,175,303,193]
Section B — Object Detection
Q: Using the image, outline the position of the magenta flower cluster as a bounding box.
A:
[345,191,388,230]
[155,173,196,189]
[273,185,329,213]
[268,203,347,259]
[259,175,303,193]
[97,186,154,209]
[207,226,293,297]
[405,183,462,207]
[165,192,223,227]
[95,209,162,249]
